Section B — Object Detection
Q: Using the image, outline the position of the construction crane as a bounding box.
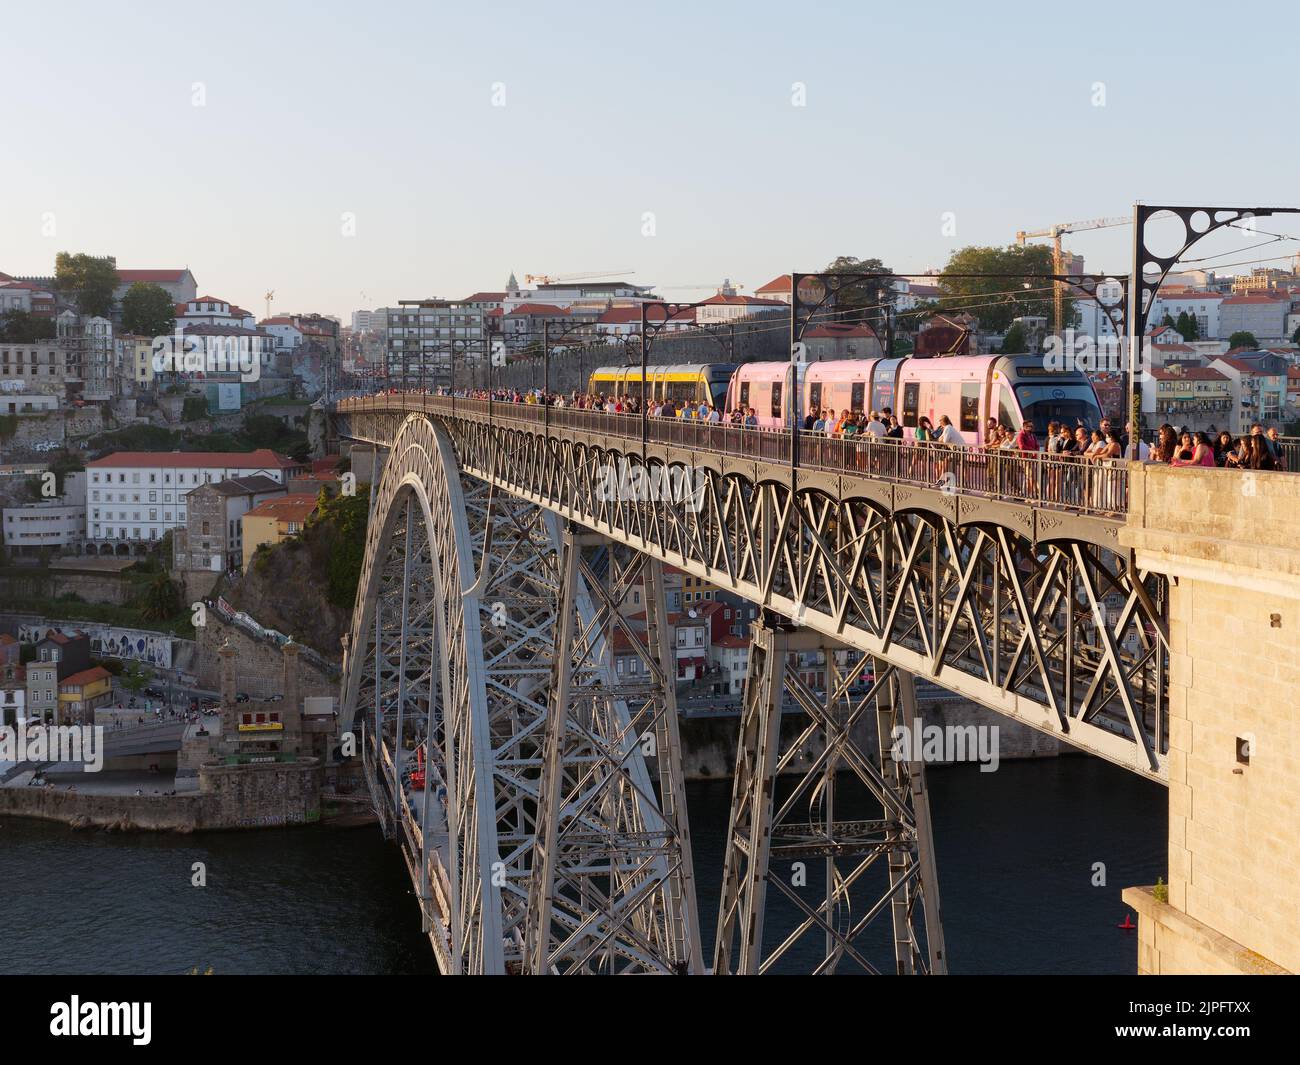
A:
[1015,217,1129,335]
[656,281,745,292]
[524,269,634,286]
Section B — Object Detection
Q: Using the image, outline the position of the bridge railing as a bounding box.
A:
[340,395,1130,517]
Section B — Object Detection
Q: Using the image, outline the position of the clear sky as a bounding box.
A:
[2,0,1296,321]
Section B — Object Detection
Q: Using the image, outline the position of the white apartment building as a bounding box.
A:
[503,278,658,314]
[1,502,86,555]
[1150,290,1223,340]
[1,685,25,726]
[385,301,488,383]
[695,291,787,325]
[85,449,303,555]
[351,308,399,333]
[0,340,70,396]
[176,295,256,330]
[0,390,58,414]
[113,268,198,306]
[0,473,86,556]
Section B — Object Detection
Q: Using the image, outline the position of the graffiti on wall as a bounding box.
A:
[18,621,175,669]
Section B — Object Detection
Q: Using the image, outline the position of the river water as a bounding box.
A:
[0,756,1164,975]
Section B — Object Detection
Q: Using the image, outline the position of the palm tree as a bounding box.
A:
[140,572,181,621]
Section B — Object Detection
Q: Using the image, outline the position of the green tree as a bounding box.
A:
[1227,331,1259,351]
[182,397,208,421]
[49,452,85,496]
[1000,322,1029,354]
[321,488,371,609]
[0,309,57,342]
[1161,313,1176,329]
[139,572,182,621]
[819,256,897,330]
[1174,311,1201,341]
[120,282,176,337]
[121,660,153,695]
[938,244,1069,334]
[241,414,289,447]
[1291,324,1300,346]
[55,252,118,317]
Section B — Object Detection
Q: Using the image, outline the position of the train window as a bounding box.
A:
[850,382,865,413]
[960,384,980,433]
[739,381,749,407]
[997,389,1020,429]
[771,381,783,420]
[809,382,822,412]
[901,382,919,427]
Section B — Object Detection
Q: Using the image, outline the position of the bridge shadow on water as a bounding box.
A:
[688,754,1166,975]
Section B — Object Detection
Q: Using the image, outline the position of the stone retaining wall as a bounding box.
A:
[0,758,321,832]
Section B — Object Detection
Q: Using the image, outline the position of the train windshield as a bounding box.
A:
[1014,383,1103,434]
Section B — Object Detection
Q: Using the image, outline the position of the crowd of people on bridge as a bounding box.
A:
[366,385,1290,474]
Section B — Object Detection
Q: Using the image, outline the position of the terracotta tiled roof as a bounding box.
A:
[507,303,569,315]
[60,666,111,688]
[89,449,298,469]
[698,293,786,307]
[245,493,319,523]
[712,634,751,649]
[117,269,190,283]
[755,275,792,294]
[1152,367,1228,380]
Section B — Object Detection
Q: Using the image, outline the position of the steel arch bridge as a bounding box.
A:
[334,395,1170,975]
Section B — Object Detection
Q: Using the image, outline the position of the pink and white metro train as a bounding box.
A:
[722,355,1105,446]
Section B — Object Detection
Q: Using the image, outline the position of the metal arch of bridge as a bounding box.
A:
[338,414,701,974]
[339,397,1170,781]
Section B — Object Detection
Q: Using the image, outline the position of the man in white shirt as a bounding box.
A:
[865,412,887,437]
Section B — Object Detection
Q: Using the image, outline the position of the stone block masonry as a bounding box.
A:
[193,619,336,701]
[0,759,321,832]
[1121,462,1300,974]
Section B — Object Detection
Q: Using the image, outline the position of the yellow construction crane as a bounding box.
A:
[1015,217,1129,334]
[524,269,634,286]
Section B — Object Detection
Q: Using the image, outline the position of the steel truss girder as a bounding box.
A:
[339,415,696,973]
[526,540,703,974]
[713,622,946,975]
[349,413,1170,780]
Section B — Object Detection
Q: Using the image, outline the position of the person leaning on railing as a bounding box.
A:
[1245,433,1278,471]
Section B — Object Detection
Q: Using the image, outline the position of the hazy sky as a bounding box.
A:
[2,0,1296,320]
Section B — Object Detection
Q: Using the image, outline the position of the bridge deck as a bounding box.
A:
[343,394,1131,518]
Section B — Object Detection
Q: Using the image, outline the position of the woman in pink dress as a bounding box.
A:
[1171,431,1216,468]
